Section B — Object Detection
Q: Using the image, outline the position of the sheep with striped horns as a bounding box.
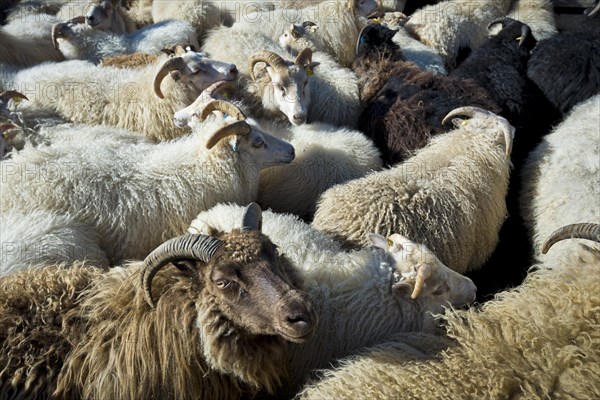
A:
[521,94,600,265]
[353,23,499,165]
[51,16,200,64]
[0,101,295,272]
[188,203,477,396]
[295,224,600,400]
[0,46,238,142]
[0,204,318,399]
[312,106,514,275]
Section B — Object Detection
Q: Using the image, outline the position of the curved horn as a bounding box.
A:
[356,24,376,56]
[302,21,317,28]
[541,223,600,254]
[411,264,432,299]
[242,202,263,232]
[153,57,186,99]
[585,1,600,17]
[198,100,245,122]
[205,120,251,149]
[442,107,513,159]
[519,24,535,48]
[0,91,28,103]
[51,22,67,49]
[248,51,288,81]
[295,47,313,67]
[487,17,508,31]
[141,234,223,308]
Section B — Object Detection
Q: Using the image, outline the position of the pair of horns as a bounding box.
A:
[51,16,86,49]
[442,106,514,160]
[541,223,600,254]
[141,203,263,308]
[248,49,313,81]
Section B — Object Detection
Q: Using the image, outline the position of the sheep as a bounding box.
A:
[99,52,160,69]
[279,0,379,18]
[204,22,360,127]
[527,30,600,116]
[521,94,600,264]
[51,17,200,64]
[0,204,318,399]
[353,23,500,165]
[84,0,137,33]
[256,120,383,219]
[0,46,238,142]
[312,106,514,275]
[404,0,514,67]
[188,203,477,395]
[362,12,447,75]
[295,226,600,400]
[0,16,64,66]
[232,0,368,67]
[0,101,295,271]
[506,0,557,40]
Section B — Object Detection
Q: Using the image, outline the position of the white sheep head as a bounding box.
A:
[154,46,239,99]
[369,233,477,309]
[141,203,317,343]
[278,21,319,52]
[85,0,121,31]
[188,99,296,168]
[248,49,319,126]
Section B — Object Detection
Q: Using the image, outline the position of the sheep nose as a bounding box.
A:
[86,15,97,26]
[292,114,306,125]
[285,312,311,331]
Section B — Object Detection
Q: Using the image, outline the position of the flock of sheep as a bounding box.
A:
[0,0,598,399]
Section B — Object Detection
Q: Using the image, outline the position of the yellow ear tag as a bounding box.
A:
[308,28,316,33]
[516,36,522,41]
[306,67,314,77]
[373,18,381,23]
[387,239,393,247]
[461,120,468,126]
[12,97,22,104]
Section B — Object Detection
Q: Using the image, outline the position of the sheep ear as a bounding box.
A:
[392,280,415,299]
[291,24,302,38]
[174,45,187,56]
[368,233,390,249]
[388,233,418,255]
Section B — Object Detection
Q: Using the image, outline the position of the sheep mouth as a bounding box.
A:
[278,328,315,343]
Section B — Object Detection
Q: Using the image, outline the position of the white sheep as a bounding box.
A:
[404,0,514,67]
[312,106,514,274]
[256,120,383,218]
[506,0,557,41]
[520,94,600,264]
[84,0,137,33]
[294,226,600,400]
[52,17,200,64]
[0,47,238,141]
[0,101,295,271]
[188,202,477,396]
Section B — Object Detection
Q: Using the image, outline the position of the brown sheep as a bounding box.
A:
[100,52,160,69]
[354,23,500,166]
[0,204,317,400]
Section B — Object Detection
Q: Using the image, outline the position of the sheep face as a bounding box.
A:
[85,0,119,30]
[236,119,296,167]
[369,233,477,310]
[202,230,317,343]
[487,18,537,52]
[266,64,311,126]
[278,22,319,52]
[355,23,399,60]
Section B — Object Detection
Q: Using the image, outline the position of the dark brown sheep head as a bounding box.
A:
[355,23,400,60]
[141,203,317,344]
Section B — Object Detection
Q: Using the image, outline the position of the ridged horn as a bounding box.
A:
[356,24,376,56]
[153,57,186,99]
[411,264,432,299]
[198,100,245,122]
[585,2,600,17]
[541,223,600,254]
[51,16,85,49]
[248,51,288,81]
[141,234,223,308]
[295,48,313,67]
[0,91,28,103]
[442,106,514,159]
[242,202,263,232]
[205,120,251,149]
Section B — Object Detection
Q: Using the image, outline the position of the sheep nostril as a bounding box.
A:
[293,115,306,124]
[287,314,309,327]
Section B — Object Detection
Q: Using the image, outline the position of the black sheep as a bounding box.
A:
[528,30,600,116]
[353,23,500,166]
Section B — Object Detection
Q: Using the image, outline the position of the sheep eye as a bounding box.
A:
[253,138,265,148]
[216,279,230,289]
[432,283,448,296]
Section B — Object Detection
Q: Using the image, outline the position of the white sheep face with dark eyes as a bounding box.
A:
[369,233,477,311]
[264,64,311,126]
[172,50,239,95]
[85,0,117,30]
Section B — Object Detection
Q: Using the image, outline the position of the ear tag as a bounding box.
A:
[306,67,314,77]
[12,97,22,105]
[373,18,381,23]
[387,239,393,247]
[461,120,468,126]
[308,27,316,33]
[516,36,522,41]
